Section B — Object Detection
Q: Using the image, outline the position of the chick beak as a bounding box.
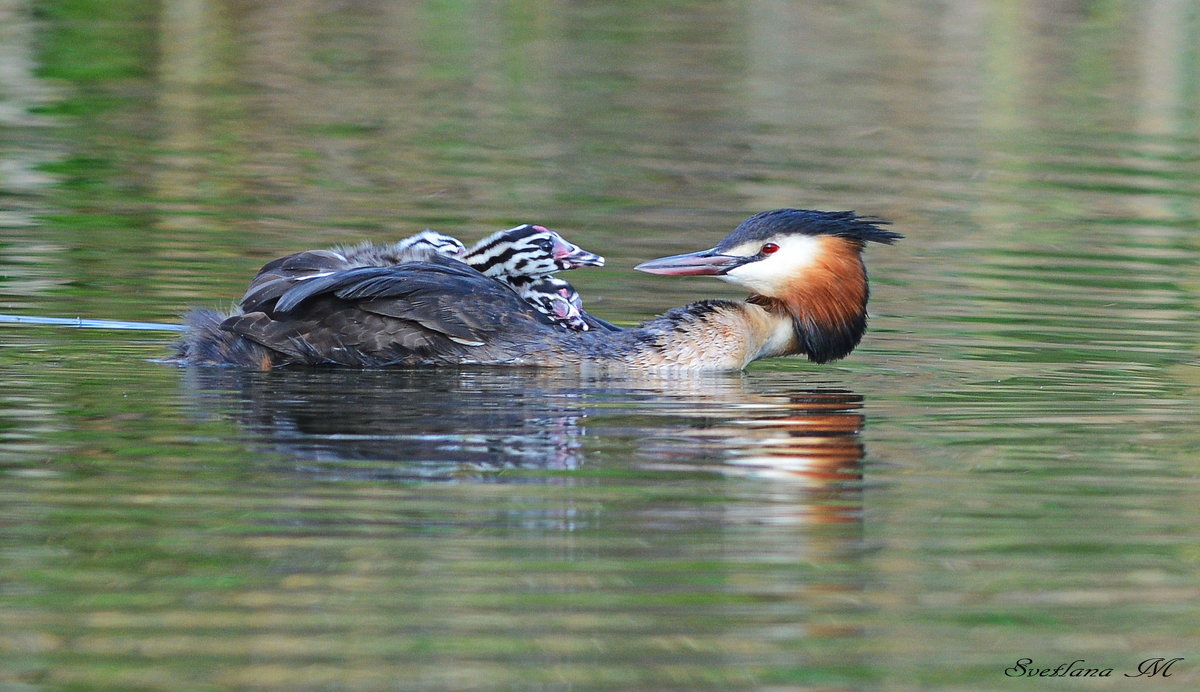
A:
[555,240,605,269]
[634,248,751,276]
[550,299,574,321]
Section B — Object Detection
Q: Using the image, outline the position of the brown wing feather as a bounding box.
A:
[220,312,313,362]
[255,249,350,277]
[240,250,354,314]
[223,258,554,366]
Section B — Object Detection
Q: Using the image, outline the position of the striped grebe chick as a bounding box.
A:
[238,226,604,330]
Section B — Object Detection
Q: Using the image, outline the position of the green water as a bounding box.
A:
[2,1,1198,689]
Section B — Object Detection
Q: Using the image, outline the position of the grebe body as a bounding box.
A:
[176,210,900,371]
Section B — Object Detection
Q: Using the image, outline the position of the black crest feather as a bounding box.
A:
[716,209,902,250]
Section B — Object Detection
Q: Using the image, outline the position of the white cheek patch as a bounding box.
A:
[719,235,822,295]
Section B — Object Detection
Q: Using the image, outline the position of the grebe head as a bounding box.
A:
[395,230,467,258]
[634,209,899,290]
[636,209,901,363]
[465,224,604,279]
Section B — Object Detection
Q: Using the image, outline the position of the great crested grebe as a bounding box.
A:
[176,209,900,370]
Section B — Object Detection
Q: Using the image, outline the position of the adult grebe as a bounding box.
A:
[176,209,900,370]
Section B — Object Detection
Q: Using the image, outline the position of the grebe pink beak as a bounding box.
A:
[634,248,749,276]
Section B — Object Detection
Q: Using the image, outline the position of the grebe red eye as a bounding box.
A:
[761,242,780,255]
